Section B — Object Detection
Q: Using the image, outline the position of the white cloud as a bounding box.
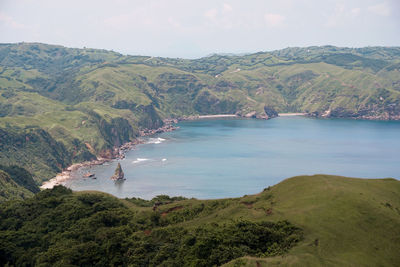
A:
[368,2,391,16]
[203,4,235,29]
[325,4,363,28]
[204,8,218,20]
[103,1,177,31]
[222,3,233,13]
[351,7,361,17]
[103,4,166,31]
[325,3,345,27]
[264,13,285,27]
[167,17,182,29]
[0,12,31,30]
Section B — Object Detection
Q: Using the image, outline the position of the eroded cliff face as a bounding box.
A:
[136,105,164,130]
[0,108,162,181]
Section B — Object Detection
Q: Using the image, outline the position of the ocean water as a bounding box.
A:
[65,117,400,199]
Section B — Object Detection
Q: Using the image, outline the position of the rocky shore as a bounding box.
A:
[308,109,400,120]
[278,113,307,116]
[40,121,179,189]
[40,158,111,189]
[178,112,275,121]
[139,123,178,136]
[177,106,280,121]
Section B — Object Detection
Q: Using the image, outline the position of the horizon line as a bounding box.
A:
[2,41,400,60]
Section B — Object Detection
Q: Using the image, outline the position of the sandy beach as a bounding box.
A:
[278,113,307,116]
[40,158,112,189]
[198,114,238,119]
[179,114,239,120]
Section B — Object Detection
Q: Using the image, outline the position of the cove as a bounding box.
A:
[65,117,400,199]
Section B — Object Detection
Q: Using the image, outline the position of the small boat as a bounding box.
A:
[84,173,95,178]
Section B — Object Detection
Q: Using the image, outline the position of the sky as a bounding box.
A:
[0,0,399,58]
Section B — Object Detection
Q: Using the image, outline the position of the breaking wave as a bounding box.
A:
[146,137,166,144]
[132,158,150,164]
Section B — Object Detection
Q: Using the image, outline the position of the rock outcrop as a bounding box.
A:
[264,106,278,118]
[111,163,125,181]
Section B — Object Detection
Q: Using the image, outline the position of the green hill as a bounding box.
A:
[224,175,400,266]
[0,165,39,194]
[0,165,39,202]
[1,42,400,183]
[0,170,34,202]
[0,175,398,266]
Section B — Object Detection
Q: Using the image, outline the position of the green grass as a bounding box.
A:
[75,174,400,266]
[223,175,400,266]
[0,174,398,266]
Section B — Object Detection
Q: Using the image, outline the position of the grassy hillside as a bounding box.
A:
[0,175,398,266]
[1,43,400,183]
[224,175,400,266]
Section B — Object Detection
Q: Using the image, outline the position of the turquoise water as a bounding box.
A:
[66,117,400,199]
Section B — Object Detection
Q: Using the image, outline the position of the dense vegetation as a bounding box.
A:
[0,186,301,266]
[0,175,399,266]
[0,165,38,202]
[0,170,33,202]
[1,43,400,182]
[0,165,39,194]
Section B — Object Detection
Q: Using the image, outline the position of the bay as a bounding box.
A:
[65,117,400,199]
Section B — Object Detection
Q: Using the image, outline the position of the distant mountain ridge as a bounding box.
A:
[1,42,400,182]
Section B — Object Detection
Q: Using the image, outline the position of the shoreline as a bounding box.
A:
[278,113,307,116]
[40,113,285,189]
[40,114,265,189]
[179,114,239,120]
[40,123,178,190]
[41,112,398,189]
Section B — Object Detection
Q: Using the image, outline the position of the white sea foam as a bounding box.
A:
[147,137,166,144]
[132,158,150,164]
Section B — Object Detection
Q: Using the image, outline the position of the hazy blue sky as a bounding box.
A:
[0,0,399,58]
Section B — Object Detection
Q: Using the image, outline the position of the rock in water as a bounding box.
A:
[111,163,125,181]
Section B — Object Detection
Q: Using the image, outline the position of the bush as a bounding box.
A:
[0,186,302,266]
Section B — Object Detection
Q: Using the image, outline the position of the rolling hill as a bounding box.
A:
[1,43,400,183]
[0,175,399,266]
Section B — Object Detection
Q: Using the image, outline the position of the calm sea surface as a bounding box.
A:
[65,117,400,199]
